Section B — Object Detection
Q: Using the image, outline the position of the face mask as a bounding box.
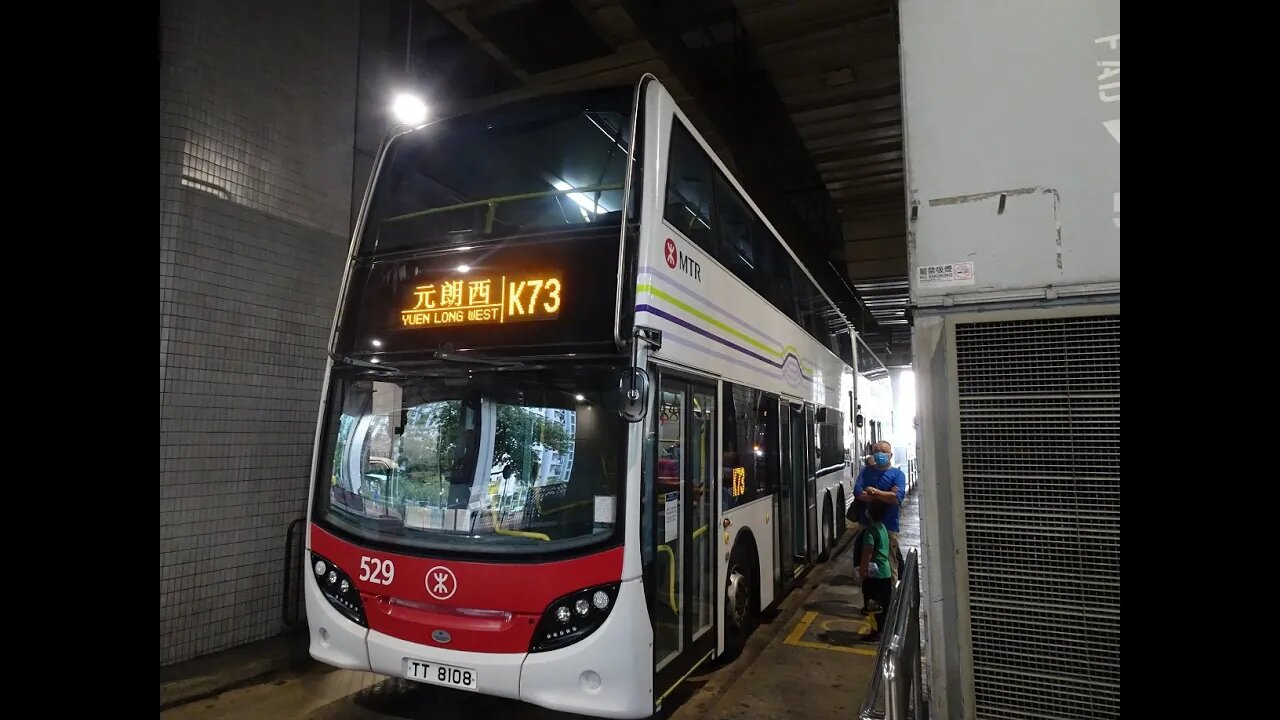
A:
[873,452,890,465]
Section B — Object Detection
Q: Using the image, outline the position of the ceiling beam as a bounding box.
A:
[845,237,906,262]
[844,212,906,240]
[809,139,903,164]
[796,107,903,140]
[847,257,908,280]
[424,0,532,83]
[791,93,901,125]
[820,160,905,182]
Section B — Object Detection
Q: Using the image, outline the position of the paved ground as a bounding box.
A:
[666,537,879,720]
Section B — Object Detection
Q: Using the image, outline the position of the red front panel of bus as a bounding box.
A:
[310,525,624,653]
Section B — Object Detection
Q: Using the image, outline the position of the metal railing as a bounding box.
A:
[860,549,926,720]
[282,517,307,630]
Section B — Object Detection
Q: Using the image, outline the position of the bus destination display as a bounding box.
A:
[400,273,563,329]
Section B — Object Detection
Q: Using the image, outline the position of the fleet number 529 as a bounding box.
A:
[360,556,395,585]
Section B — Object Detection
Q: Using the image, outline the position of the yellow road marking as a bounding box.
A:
[782,610,878,656]
[820,617,871,633]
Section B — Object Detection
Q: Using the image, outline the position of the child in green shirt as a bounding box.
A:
[859,500,894,643]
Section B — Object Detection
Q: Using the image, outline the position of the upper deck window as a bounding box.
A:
[360,88,634,256]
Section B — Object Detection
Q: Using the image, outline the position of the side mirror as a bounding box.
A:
[618,367,649,423]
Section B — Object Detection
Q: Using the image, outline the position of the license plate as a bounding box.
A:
[405,659,478,691]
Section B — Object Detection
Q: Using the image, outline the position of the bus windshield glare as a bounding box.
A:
[315,366,625,556]
[360,88,634,256]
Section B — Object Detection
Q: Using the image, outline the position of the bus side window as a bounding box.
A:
[818,409,844,470]
[754,219,792,317]
[714,172,757,290]
[664,122,716,255]
[721,388,740,512]
[758,392,780,494]
[723,383,769,508]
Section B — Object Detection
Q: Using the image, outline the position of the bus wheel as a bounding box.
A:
[817,503,833,562]
[835,489,846,538]
[722,550,756,661]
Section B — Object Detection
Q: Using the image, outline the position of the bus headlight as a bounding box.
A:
[530,582,620,653]
[310,552,367,627]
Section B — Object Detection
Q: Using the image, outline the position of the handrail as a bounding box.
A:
[656,523,710,615]
[860,549,926,720]
[657,544,677,613]
[379,183,624,225]
[488,505,550,542]
[282,517,306,629]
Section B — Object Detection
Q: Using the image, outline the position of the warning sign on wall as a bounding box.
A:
[916,262,975,289]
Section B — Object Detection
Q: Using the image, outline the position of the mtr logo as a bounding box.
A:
[663,238,702,282]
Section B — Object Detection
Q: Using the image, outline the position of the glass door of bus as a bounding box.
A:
[803,403,818,562]
[773,397,793,576]
[778,400,808,579]
[652,371,717,706]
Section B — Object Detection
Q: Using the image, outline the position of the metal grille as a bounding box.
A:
[955,314,1119,720]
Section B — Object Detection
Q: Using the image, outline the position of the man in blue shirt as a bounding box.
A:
[852,440,906,581]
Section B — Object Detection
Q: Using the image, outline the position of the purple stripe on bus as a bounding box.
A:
[659,329,799,387]
[636,304,819,387]
[636,265,782,348]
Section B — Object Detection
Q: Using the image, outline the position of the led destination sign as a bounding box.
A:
[400,274,563,329]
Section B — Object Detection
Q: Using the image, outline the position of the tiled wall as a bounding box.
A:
[159,0,359,666]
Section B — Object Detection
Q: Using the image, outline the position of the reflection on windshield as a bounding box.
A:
[360,88,633,255]
[319,372,621,553]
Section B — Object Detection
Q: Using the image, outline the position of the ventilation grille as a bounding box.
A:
[955,314,1119,720]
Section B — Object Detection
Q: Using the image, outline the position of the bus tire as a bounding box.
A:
[721,544,757,663]
[835,488,846,538]
[816,499,833,562]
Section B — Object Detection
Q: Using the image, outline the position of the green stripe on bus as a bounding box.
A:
[637,282,816,374]
[637,283,779,358]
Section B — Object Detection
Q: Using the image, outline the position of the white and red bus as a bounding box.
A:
[304,75,861,718]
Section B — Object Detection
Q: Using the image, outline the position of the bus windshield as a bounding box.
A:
[314,365,626,556]
[360,88,634,256]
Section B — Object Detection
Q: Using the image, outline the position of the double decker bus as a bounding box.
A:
[853,335,894,461]
[304,75,861,718]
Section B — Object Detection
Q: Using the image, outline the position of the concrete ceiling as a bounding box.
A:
[387,0,909,367]
[734,0,909,367]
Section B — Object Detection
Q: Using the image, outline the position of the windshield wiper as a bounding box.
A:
[331,353,400,372]
[425,349,524,368]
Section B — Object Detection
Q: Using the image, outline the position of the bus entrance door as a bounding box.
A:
[778,400,808,579]
[652,372,717,708]
[803,403,818,563]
